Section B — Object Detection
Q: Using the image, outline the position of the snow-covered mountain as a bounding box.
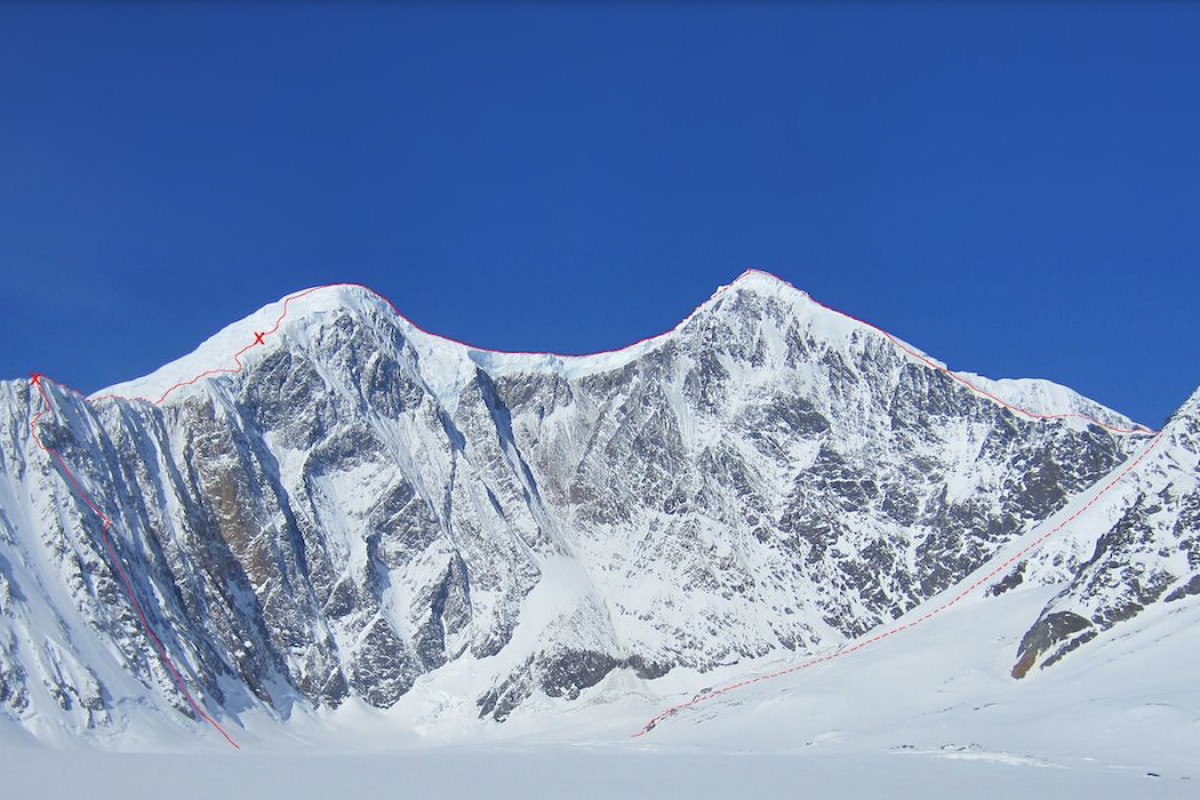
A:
[0,270,1191,750]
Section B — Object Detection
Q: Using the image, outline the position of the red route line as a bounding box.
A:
[24,286,350,749]
[23,290,330,748]
[631,429,1167,738]
[739,269,1152,437]
[88,286,325,406]
[29,380,241,749]
[25,272,1157,749]
[51,272,1158,438]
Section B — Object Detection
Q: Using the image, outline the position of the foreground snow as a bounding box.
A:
[0,745,1187,800]
[2,573,1194,798]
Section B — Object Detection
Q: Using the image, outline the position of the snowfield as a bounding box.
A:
[1,579,1195,798]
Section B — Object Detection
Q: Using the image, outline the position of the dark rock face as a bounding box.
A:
[987,562,1026,597]
[1164,574,1200,603]
[0,276,1159,738]
[1011,611,1094,678]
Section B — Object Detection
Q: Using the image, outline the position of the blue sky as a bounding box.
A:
[2,3,1197,426]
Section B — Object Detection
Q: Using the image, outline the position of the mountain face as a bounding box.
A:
[0,271,1183,742]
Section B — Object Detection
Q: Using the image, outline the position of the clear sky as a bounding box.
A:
[1,3,1197,426]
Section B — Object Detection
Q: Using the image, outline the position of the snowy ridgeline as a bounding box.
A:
[0,272,1195,772]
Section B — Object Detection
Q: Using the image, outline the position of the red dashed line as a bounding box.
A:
[631,428,1167,738]
[25,273,1158,749]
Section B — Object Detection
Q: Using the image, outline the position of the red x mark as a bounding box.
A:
[30,372,42,386]
[253,332,265,345]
